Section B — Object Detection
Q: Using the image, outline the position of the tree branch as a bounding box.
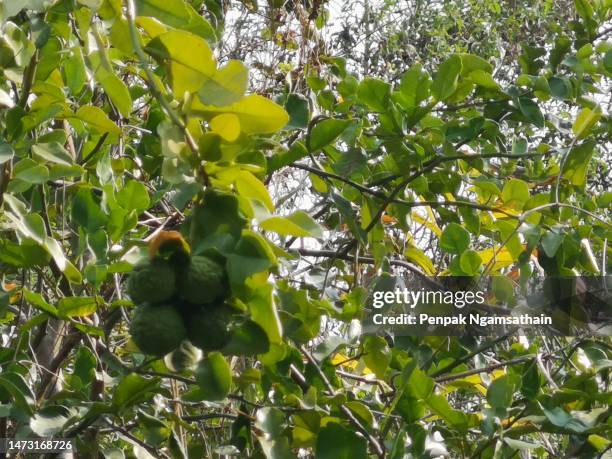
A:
[300,346,385,458]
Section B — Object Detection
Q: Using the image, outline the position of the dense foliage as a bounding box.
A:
[0,0,611,457]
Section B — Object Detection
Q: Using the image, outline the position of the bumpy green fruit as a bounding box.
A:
[164,340,202,372]
[178,255,228,304]
[186,304,234,351]
[130,304,186,355]
[127,258,177,304]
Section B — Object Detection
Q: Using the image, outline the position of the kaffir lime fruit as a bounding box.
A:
[186,303,234,351]
[130,303,186,355]
[127,258,177,304]
[178,255,228,304]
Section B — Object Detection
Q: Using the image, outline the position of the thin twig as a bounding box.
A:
[300,346,385,458]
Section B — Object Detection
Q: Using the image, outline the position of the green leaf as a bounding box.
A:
[309,118,350,151]
[492,276,514,302]
[227,231,277,285]
[469,69,499,89]
[13,158,49,184]
[520,360,541,399]
[267,141,308,173]
[548,76,572,100]
[397,63,431,108]
[58,296,98,318]
[426,394,468,432]
[511,138,528,155]
[191,190,247,252]
[604,50,612,73]
[574,0,594,20]
[198,60,248,106]
[235,170,274,211]
[64,46,87,95]
[183,3,216,41]
[486,376,513,409]
[117,180,150,212]
[23,289,58,317]
[0,238,49,267]
[72,187,108,232]
[113,374,160,408]
[137,411,170,446]
[432,54,462,101]
[588,434,611,452]
[315,423,368,459]
[254,407,294,458]
[0,373,34,414]
[74,345,97,387]
[44,237,82,284]
[95,68,132,118]
[501,178,530,207]
[404,247,436,275]
[209,113,241,141]
[74,105,121,134]
[192,95,289,134]
[572,106,602,139]
[32,142,73,166]
[260,211,324,238]
[459,250,482,275]
[540,405,586,433]
[222,320,270,356]
[0,142,14,164]
[407,368,434,400]
[504,438,541,451]
[248,284,283,345]
[357,77,390,112]
[284,93,310,129]
[30,406,72,436]
[458,53,493,75]
[440,222,470,254]
[145,30,216,95]
[135,0,191,28]
[561,140,595,188]
[362,335,391,378]
[517,97,544,127]
[195,352,231,401]
[541,230,564,257]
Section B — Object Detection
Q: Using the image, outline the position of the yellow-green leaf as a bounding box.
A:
[260,211,323,238]
[145,30,216,95]
[209,113,240,142]
[469,69,499,89]
[199,60,248,106]
[95,68,132,118]
[404,246,435,275]
[235,170,274,211]
[572,105,602,139]
[74,106,121,134]
[191,95,289,134]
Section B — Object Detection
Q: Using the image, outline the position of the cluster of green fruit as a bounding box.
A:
[127,249,235,368]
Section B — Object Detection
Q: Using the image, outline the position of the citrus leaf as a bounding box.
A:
[432,54,462,101]
[309,118,350,151]
[572,106,602,139]
[260,211,323,238]
[195,352,231,401]
[209,113,240,142]
[440,222,470,254]
[198,60,248,106]
[192,95,288,134]
[145,30,216,95]
[74,106,121,134]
